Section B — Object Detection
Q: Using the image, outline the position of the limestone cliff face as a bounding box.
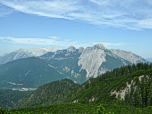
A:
[39,44,147,84]
[0,44,148,84]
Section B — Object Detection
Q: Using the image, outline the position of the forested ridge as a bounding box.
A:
[1,62,152,112]
[13,62,152,110]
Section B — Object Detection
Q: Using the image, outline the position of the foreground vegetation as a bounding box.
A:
[1,102,152,114]
[1,62,152,113]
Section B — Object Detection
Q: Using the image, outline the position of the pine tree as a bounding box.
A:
[117,92,121,106]
[132,85,142,108]
[146,77,152,107]
[137,87,143,108]
[132,87,138,107]
[141,75,148,108]
[129,83,135,106]
[124,87,130,106]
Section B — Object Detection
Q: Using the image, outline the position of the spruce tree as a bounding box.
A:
[137,88,143,108]
[117,92,121,106]
[129,83,135,106]
[146,77,152,107]
[124,87,130,106]
[133,85,142,108]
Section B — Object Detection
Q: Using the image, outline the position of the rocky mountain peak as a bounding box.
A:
[67,45,76,52]
[36,46,40,48]
[93,44,106,50]
[15,48,26,52]
[79,47,84,53]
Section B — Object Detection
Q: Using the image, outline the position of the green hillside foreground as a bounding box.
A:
[1,62,152,113]
[0,57,68,89]
[1,102,152,114]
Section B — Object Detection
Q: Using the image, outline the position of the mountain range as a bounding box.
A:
[0,44,148,87]
[38,44,147,83]
[0,46,62,65]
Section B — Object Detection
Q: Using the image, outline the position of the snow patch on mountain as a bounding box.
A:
[78,48,106,79]
[14,46,61,57]
[25,46,61,56]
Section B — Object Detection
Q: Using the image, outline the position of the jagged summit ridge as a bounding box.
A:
[78,47,84,53]
[83,44,106,52]
[67,45,76,52]
[0,44,148,83]
[15,48,27,52]
[93,44,106,50]
[109,49,146,65]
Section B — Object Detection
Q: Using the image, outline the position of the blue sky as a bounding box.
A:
[0,0,152,59]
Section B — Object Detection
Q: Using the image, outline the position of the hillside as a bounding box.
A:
[0,57,67,90]
[13,78,80,109]
[0,89,33,109]
[13,62,152,110]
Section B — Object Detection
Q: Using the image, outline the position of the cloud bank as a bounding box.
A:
[0,36,131,49]
[0,0,152,30]
[92,42,133,47]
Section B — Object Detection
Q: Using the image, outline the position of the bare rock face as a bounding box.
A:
[78,47,84,53]
[67,45,76,52]
[93,44,106,50]
[109,49,147,65]
[78,46,107,79]
[0,44,148,84]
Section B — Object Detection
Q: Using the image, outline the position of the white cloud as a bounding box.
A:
[64,39,71,42]
[0,36,87,48]
[0,3,14,16]
[89,0,109,6]
[48,36,61,40]
[92,42,132,48]
[1,0,152,30]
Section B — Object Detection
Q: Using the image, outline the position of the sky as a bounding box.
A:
[0,0,152,59]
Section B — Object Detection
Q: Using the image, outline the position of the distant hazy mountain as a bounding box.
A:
[0,49,29,65]
[0,46,62,64]
[0,57,67,90]
[25,46,62,57]
[0,53,8,59]
[39,44,147,84]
